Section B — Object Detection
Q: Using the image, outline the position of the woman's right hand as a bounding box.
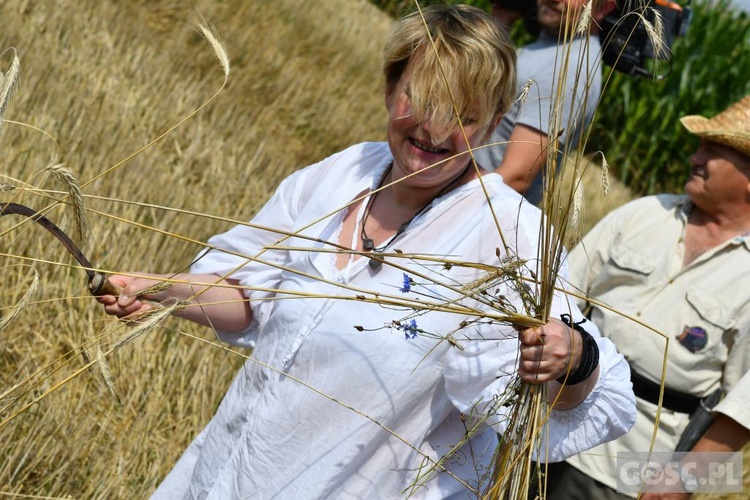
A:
[95,272,253,331]
[95,273,165,319]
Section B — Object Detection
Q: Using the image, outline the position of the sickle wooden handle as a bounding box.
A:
[88,272,124,297]
[0,203,163,310]
[88,272,163,309]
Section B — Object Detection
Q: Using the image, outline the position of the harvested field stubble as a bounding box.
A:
[0,0,391,496]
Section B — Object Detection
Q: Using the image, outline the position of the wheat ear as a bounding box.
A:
[0,48,21,137]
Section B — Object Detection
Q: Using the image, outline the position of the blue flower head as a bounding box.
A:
[398,319,419,340]
[400,273,412,293]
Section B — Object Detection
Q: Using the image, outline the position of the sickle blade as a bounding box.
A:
[0,202,97,282]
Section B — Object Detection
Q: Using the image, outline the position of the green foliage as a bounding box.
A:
[590,1,750,194]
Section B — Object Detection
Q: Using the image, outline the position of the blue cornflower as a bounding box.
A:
[400,273,412,293]
[398,319,419,340]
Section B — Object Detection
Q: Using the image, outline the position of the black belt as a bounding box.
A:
[630,368,700,414]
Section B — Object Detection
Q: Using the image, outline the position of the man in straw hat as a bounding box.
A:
[539,96,750,498]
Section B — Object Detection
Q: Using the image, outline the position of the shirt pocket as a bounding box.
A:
[684,287,735,332]
[600,244,657,288]
[677,287,735,358]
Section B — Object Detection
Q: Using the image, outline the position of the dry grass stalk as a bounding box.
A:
[96,342,120,403]
[599,153,611,195]
[0,48,20,137]
[190,13,230,78]
[0,266,39,332]
[643,6,668,61]
[574,1,593,38]
[42,163,90,248]
[506,3,677,498]
[79,17,232,192]
[598,4,668,80]
[480,1,653,496]
[569,170,584,235]
[110,301,184,352]
[485,381,548,499]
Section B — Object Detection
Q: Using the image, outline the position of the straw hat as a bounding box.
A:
[680,95,750,158]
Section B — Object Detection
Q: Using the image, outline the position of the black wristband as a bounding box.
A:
[556,314,600,385]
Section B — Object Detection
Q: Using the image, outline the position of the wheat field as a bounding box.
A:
[0,0,394,497]
[1,0,744,498]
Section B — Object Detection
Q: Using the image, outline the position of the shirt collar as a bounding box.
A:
[679,196,750,251]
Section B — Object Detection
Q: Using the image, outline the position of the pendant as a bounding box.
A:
[363,238,375,251]
[368,257,383,271]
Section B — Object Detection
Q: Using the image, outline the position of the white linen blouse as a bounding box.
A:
[152,142,635,499]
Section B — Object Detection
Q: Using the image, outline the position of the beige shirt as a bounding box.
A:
[714,369,750,431]
[564,194,750,494]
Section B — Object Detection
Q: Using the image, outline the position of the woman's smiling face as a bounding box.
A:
[385,62,499,190]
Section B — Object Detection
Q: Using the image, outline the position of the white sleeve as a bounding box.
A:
[443,262,636,462]
[189,170,308,347]
[542,264,636,462]
[541,337,635,462]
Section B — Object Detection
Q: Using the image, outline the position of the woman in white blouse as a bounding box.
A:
[98,5,635,498]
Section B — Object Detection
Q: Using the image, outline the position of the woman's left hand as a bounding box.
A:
[518,318,582,384]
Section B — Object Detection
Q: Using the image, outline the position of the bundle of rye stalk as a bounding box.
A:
[480,1,668,498]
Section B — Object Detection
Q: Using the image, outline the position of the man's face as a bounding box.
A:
[536,0,589,35]
[685,139,750,212]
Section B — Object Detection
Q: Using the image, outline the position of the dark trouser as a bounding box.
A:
[528,461,632,500]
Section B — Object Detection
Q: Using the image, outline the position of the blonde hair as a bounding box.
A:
[383,4,516,142]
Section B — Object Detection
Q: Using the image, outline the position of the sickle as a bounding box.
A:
[0,202,122,297]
